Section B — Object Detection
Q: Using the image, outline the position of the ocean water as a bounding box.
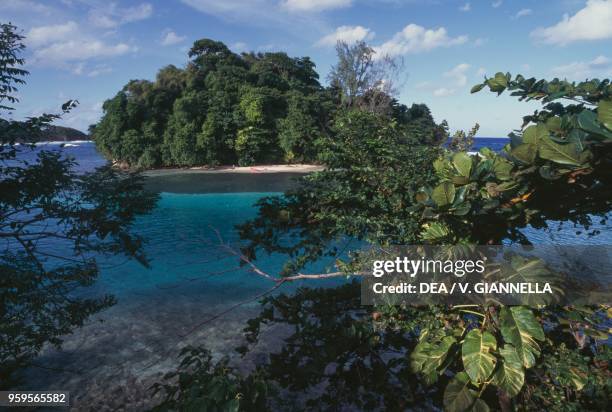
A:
[11,140,611,303]
[471,136,508,151]
[10,141,611,408]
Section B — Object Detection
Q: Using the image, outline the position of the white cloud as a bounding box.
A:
[0,0,52,13]
[418,63,472,97]
[476,67,487,76]
[531,0,612,45]
[33,40,133,64]
[473,37,487,47]
[181,0,285,25]
[73,63,113,77]
[26,21,78,48]
[87,64,113,77]
[444,63,471,87]
[375,24,468,57]
[513,8,532,19]
[433,87,455,97]
[231,42,249,52]
[281,0,352,12]
[551,55,611,78]
[182,0,265,14]
[316,25,375,47]
[72,62,85,75]
[459,2,471,12]
[491,0,502,8]
[161,30,187,46]
[26,21,137,69]
[89,2,153,28]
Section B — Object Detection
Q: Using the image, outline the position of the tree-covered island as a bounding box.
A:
[93,39,444,169]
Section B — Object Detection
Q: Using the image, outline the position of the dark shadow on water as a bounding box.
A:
[144,172,305,194]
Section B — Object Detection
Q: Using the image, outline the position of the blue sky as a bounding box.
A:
[2,0,611,136]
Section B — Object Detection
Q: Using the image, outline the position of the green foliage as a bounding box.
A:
[499,306,544,368]
[94,39,438,168]
[94,41,334,167]
[448,123,479,153]
[0,23,157,386]
[151,347,270,412]
[518,343,611,411]
[462,329,497,384]
[493,345,525,397]
[226,71,612,411]
[239,109,442,276]
[0,23,27,111]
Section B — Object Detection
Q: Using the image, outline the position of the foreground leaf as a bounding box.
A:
[500,307,544,368]
[539,137,590,167]
[453,152,472,178]
[598,99,612,131]
[462,329,497,384]
[493,345,525,397]
[411,335,456,384]
[443,372,476,412]
[432,182,456,207]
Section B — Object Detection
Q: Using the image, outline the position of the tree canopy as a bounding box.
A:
[0,22,156,386]
[93,39,441,168]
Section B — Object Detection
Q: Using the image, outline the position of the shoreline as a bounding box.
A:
[143,163,324,177]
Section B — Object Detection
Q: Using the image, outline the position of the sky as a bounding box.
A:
[2,0,611,136]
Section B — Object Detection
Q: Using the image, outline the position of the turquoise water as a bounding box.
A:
[92,189,610,308]
[12,142,612,306]
[93,191,339,304]
[95,192,279,300]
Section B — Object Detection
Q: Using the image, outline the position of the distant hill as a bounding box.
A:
[37,125,90,142]
[1,121,91,143]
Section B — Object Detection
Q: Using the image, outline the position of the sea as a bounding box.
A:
[8,140,611,408]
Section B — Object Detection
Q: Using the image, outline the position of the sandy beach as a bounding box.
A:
[144,163,324,177]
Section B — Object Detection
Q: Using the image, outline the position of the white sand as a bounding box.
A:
[144,163,324,177]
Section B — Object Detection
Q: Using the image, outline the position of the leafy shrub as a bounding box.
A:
[151,347,270,412]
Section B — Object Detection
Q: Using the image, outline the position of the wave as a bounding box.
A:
[34,140,93,145]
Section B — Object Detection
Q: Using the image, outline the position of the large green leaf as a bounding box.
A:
[500,255,564,305]
[577,110,612,140]
[509,143,537,165]
[486,72,508,94]
[500,307,544,368]
[522,124,548,145]
[598,99,612,131]
[411,335,456,384]
[471,399,490,412]
[539,137,590,166]
[492,157,514,180]
[434,158,452,178]
[420,222,452,243]
[462,329,497,384]
[432,182,456,207]
[453,152,473,178]
[470,83,485,94]
[443,372,477,412]
[493,345,525,397]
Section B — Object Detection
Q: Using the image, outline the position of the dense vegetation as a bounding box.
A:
[0,23,156,386]
[154,72,611,410]
[93,40,442,168]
